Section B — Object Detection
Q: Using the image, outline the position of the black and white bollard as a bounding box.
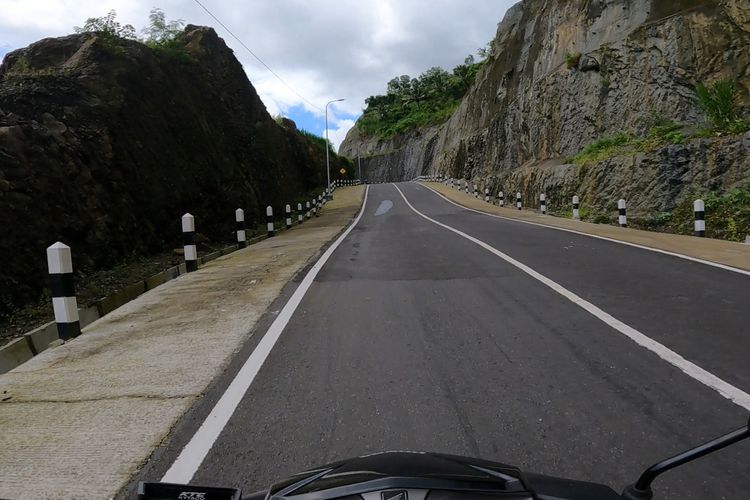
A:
[540,193,546,215]
[236,208,246,249]
[474,185,478,198]
[285,204,292,229]
[497,191,504,207]
[182,213,198,272]
[485,188,490,203]
[572,195,580,220]
[47,242,81,340]
[516,192,522,210]
[266,206,275,237]
[297,203,303,224]
[694,199,705,237]
[618,199,627,227]
[306,201,311,218]
[311,199,316,216]
[316,195,322,217]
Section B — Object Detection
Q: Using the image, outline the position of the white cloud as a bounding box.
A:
[329,118,356,152]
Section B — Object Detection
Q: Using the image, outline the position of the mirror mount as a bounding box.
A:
[622,416,750,500]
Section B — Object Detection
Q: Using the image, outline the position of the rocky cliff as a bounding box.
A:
[0,26,337,316]
[341,0,750,223]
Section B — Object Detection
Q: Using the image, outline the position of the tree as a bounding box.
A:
[452,55,482,95]
[74,10,137,40]
[420,67,451,98]
[142,8,185,47]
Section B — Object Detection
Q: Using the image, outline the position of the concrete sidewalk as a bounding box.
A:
[0,186,365,500]
[424,182,750,272]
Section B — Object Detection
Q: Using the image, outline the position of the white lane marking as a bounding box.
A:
[393,184,750,411]
[162,186,370,483]
[374,199,393,216]
[417,183,750,276]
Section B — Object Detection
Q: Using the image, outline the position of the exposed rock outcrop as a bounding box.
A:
[0,26,337,316]
[341,0,750,216]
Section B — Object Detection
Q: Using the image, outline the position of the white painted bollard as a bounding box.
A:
[694,199,705,237]
[297,203,303,224]
[540,193,546,215]
[572,195,580,220]
[47,242,81,340]
[285,204,292,229]
[236,208,246,249]
[516,192,522,210]
[182,213,198,272]
[497,191,504,207]
[306,201,311,218]
[618,199,627,227]
[485,188,490,202]
[311,199,316,216]
[266,206,275,237]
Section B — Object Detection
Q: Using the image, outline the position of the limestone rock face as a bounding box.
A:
[0,26,332,314]
[341,0,750,209]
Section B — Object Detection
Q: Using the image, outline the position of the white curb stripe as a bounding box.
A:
[418,183,750,276]
[162,185,370,484]
[393,184,750,411]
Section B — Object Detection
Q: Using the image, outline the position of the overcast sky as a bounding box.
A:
[0,0,516,150]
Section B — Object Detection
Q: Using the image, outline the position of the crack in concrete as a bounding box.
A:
[0,393,196,405]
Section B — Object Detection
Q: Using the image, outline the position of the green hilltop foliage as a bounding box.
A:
[75,9,192,61]
[358,55,485,137]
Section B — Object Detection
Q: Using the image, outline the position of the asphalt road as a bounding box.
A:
[126,182,750,499]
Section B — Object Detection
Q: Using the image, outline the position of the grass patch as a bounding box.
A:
[570,122,687,165]
[695,79,750,135]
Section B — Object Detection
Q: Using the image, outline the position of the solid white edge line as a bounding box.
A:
[393,183,750,411]
[416,183,750,277]
[162,185,370,484]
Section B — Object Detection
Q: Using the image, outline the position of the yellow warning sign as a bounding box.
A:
[339,168,347,175]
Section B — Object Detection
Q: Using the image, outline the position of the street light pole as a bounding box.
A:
[325,98,344,199]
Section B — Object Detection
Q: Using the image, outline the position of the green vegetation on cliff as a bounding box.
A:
[643,183,750,242]
[357,55,485,137]
[570,79,750,166]
[695,80,750,134]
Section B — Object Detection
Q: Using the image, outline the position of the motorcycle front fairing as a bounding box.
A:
[249,451,621,500]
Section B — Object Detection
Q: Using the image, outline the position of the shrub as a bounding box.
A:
[695,80,749,133]
[142,8,184,47]
[74,10,137,41]
[565,52,581,70]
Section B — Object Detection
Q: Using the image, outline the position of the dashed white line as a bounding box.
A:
[393,183,750,411]
[418,183,750,276]
[162,186,370,484]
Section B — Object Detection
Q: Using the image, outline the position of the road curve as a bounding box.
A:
[123,182,750,499]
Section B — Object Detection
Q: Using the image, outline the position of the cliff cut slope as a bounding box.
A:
[0,26,334,316]
[342,0,750,229]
